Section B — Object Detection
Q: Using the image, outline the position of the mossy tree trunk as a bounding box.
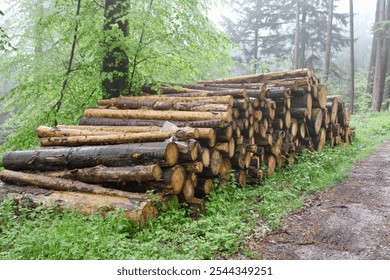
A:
[102,0,129,98]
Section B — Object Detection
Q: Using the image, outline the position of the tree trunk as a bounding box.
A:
[324,0,334,82]
[367,0,381,95]
[349,0,355,113]
[299,5,307,68]
[102,0,129,98]
[372,0,386,111]
[2,142,179,171]
[293,0,300,69]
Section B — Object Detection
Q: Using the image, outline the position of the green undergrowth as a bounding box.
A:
[0,112,390,259]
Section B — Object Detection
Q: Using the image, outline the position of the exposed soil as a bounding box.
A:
[234,140,390,260]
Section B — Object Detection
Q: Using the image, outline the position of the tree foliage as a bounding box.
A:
[0,0,233,153]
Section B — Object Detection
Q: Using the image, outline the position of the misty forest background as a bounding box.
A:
[0,0,389,157]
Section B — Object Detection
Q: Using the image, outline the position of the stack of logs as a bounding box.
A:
[0,68,353,224]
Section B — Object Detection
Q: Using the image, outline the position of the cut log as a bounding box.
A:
[313,128,326,152]
[219,158,232,180]
[235,169,247,187]
[46,164,162,184]
[308,108,323,135]
[79,117,226,128]
[210,149,223,176]
[162,88,248,98]
[182,179,195,202]
[312,84,327,109]
[110,96,235,109]
[84,108,232,122]
[39,128,198,147]
[162,165,186,195]
[290,93,312,118]
[195,128,216,147]
[181,162,204,174]
[199,68,313,84]
[265,155,276,177]
[195,178,214,196]
[290,108,307,119]
[57,125,164,133]
[2,142,179,171]
[1,184,159,224]
[0,169,150,199]
[199,147,210,168]
[290,118,298,137]
[176,140,199,162]
[36,126,122,137]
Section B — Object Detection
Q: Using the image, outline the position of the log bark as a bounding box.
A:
[2,142,179,171]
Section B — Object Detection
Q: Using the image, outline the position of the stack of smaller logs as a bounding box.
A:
[0,68,354,222]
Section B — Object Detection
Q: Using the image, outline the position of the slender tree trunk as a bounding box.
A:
[372,0,387,111]
[102,0,129,98]
[254,0,260,73]
[349,0,355,113]
[54,0,81,124]
[367,0,381,95]
[384,53,390,111]
[293,0,300,69]
[380,0,390,110]
[254,26,259,73]
[299,5,307,68]
[324,0,334,82]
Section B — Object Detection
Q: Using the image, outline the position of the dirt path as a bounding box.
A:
[236,140,390,260]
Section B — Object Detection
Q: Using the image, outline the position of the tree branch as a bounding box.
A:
[129,0,155,91]
[54,0,82,125]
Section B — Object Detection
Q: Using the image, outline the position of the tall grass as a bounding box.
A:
[0,112,389,260]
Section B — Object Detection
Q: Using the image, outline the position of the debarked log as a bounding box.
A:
[79,117,226,128]
[39,129,198,147]
[83,108,232,122]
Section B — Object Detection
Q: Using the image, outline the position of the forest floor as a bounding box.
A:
[232,140,390,260]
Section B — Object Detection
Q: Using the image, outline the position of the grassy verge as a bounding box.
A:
[0,112,390,260]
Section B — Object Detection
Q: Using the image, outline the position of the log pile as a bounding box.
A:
[0,68,353,223]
